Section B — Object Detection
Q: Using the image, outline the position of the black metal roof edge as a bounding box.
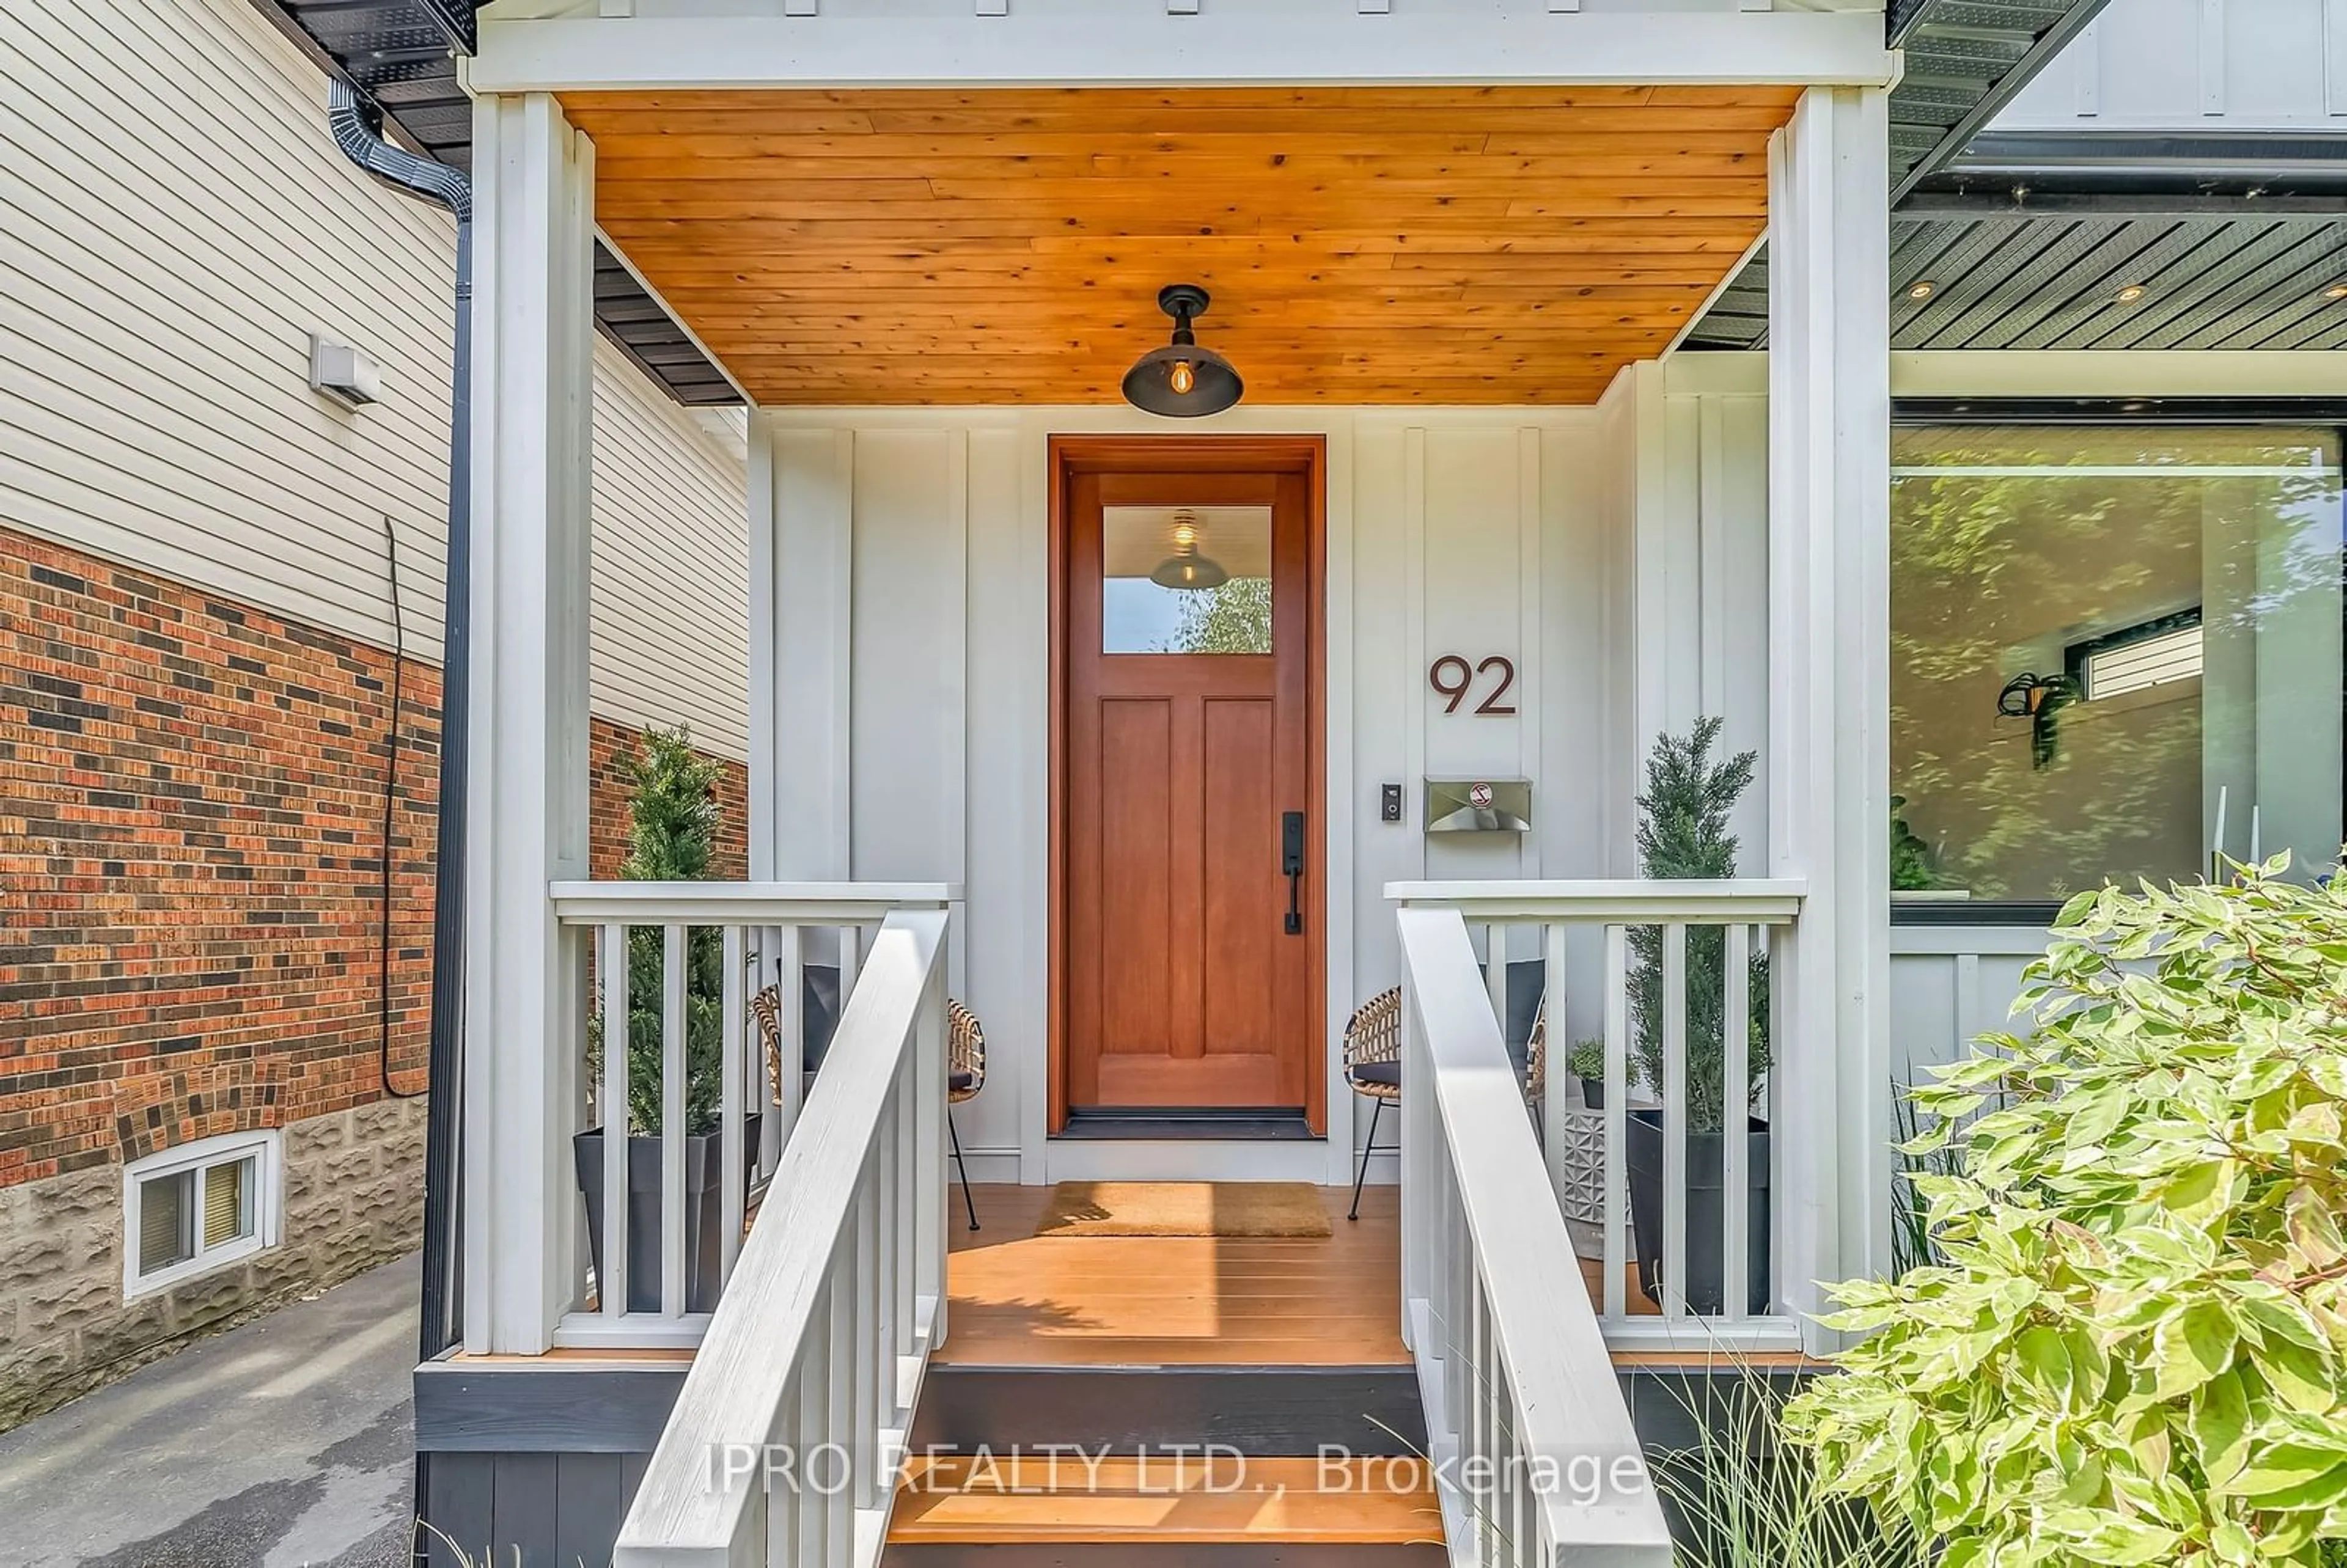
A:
[1889,0,2118,202]
[1926,130,2347,199]
[1896,396,2347,424]
[257,0,743,406]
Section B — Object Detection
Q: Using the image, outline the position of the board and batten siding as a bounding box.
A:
[0,0,748,756]
[1994,0,2347,130]
[751,405,1677,1184]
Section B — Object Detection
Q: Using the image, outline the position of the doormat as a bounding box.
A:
[1032,1181,1334,1239]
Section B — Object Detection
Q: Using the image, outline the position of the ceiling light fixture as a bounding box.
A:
[1122,284,1243,418]
[2326,284,2347,301]
[1906,279,1936,300]
[1148,511,1229,591]
[2115,284,2148,304]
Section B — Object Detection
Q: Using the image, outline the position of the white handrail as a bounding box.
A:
[1389,879,1805,921]
[1389,879,1804,1352]
[551,880,959,923]
[548,884,960,1349]
[614,906,951,1567]
[1398,907,1674,1568]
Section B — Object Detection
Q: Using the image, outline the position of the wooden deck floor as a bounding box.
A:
[457,1181,1821,1374]
[942,1185,1411,1367]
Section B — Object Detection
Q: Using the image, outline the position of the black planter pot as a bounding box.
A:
[1623,1108,1769,1316]
[574,1116,762,1314]
[1579,1075,1606,1110]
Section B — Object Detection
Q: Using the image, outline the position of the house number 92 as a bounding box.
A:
[1430,654,1517,716]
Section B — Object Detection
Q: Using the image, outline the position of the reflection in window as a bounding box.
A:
[1890,426,2344,902]
[1101,505,1273,654]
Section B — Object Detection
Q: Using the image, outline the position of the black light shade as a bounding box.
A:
[1122,284,1243,417]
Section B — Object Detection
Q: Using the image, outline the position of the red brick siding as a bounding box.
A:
[0,527,746,1190]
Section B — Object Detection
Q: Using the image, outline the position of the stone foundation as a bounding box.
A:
[0,1096,429,1429]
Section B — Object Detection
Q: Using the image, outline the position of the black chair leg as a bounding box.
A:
[1348,1096,1384,1222]
[949,1108,980,1231]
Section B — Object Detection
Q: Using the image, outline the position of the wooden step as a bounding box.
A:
[884,1455,1446,1566]
[912,1363,1425,1457]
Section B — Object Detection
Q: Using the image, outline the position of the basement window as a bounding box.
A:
[122,1130,282,1298]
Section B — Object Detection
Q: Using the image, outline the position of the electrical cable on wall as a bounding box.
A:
[380,513,425,1098]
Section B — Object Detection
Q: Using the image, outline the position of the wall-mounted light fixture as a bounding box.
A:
[309,334,381,408]
[1996,670,2077,770]
[1122,284,1243,417]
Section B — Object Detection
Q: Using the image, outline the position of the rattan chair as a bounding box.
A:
[1342,985,1403,1222]
[945,999,985,1231]
[751,985,988,1231]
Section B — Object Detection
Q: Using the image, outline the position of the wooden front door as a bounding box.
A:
[1056,444,1322,1129]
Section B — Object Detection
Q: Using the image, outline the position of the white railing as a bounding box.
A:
[1395,905,1674,1568]
[547,881,957,1350]
[1390,880,1805,1353]
[610,902,952,1567]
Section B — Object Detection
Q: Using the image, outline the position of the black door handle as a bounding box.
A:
[1281,811,1305,936]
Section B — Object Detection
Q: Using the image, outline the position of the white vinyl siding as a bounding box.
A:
[0,0,747,757]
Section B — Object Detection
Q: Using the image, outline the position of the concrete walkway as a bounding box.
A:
[0,1254,421,1568]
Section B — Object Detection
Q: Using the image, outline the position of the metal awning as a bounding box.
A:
[251,0,743,406]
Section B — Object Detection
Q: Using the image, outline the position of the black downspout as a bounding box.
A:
[326,73,472,1404]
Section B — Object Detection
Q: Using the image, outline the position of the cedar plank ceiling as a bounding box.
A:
[563,87,1802,406]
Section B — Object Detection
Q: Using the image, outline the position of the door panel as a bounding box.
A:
[1096,698,1174,1066]
[1201,697,1278,1059]
[1062,459,1317,1120]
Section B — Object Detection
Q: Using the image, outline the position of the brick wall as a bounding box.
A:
[0,527,747,1424]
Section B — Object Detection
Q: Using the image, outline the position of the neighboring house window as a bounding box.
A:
[1889,422,2344,915]
[122,1130,282,1297]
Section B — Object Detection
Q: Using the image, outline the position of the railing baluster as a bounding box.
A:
[662,922,689,1318]
[721,925,746,1283]
[1483,920,1508,1035]
[839,923,862,1008]
[876,1083,900,1380]
[774,922,803,1167]
[854,1156,881,1512]
[825,1267,853,1560]
[1445,1156,1471,1448]
[1722,921,1751,1322]
[1472,1276,1496,1566]
[602,921,631,1322]
[1601,923,1628,1323]
[767,1366,800,1565]
[892,1055,916,1358]
[1541,921,1568,1195]
[1399,966,1426,1348]
[1660,921,1688,1321]
[914,964,946,1341]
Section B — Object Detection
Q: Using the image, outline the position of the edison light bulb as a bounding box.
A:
[1169,359,1196,395]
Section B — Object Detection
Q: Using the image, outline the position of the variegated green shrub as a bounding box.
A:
[1782,857,2347,1568]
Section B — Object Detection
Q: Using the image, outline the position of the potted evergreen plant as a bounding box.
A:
[1622,717,1771,1316]
[1566,1039,1608,1108]
[573,727,757,1314]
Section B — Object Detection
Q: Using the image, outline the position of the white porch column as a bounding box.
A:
[1766,84,1892,1349]
[464,91,597,1355]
